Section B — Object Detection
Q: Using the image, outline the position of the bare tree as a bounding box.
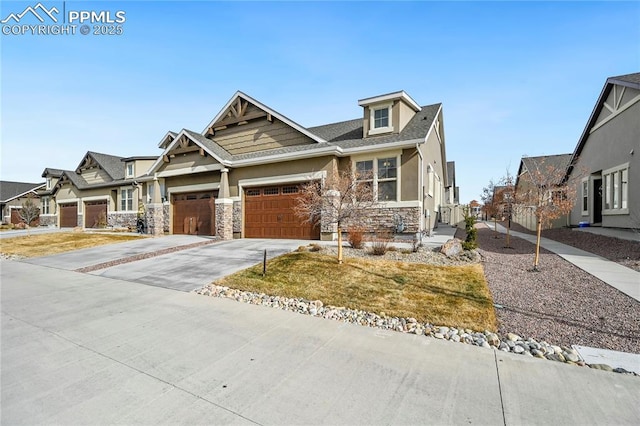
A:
[295,164,377,264]
[500,170,516,248]
[18,193,40,236]
[481,179,501,236]
[515,157,579,271]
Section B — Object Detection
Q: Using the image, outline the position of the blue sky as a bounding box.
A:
[1,0,639,203]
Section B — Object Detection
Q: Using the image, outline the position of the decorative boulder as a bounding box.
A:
[440,238,463,258]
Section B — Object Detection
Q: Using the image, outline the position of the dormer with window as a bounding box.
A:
[125,162,134,178]
[358,91,422,138]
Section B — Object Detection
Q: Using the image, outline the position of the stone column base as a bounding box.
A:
[215,199,233,240]
[145,203,165,236]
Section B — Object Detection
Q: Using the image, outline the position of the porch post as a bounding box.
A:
[215,168,233,240]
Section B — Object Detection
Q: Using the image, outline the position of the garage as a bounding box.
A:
[10,208,40,226]
[172,192,215,235]
[85,200,108,228]
[60,203,78,228]
[244,184,320,239]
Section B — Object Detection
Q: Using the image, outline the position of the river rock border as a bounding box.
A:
[194,284,637,376]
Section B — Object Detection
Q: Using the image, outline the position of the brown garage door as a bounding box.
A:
[85,200,107,228]
[10,208,40,226]
[244,184,319,239]
[173,192,215,236]
[60,203,78,227]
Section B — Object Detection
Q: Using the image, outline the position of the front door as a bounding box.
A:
[593,178,602,224]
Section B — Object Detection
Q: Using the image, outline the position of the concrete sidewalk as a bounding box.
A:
[2,260,638,425]
[491,222,640,302]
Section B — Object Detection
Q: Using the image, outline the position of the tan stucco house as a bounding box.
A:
[40,153,156,228]
[39,90,453,240]
[0,181,45,225]
[566,72,639,229]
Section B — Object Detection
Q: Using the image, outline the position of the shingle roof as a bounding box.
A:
[41,168,64,178]
[609,72,640,87]
[85,151,126,180]
[0,181,45,202]
[187,103,442,164]
[519,154,572,186]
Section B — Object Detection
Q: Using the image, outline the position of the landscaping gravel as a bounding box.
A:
[320,245,480,266]
[507,222,640,272]
[474,225,640,354]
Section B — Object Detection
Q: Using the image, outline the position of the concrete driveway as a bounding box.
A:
[2,259,638,425]
[24,237,310,291]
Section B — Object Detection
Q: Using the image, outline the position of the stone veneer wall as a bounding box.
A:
[215,202,233,240]
[38,215,57,227]
[339,207,421,234]
[108,212,137,229]
[232,200,242,234]
[145,204,165,235]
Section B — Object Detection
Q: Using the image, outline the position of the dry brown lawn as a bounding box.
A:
[216,251,497,331]
[0,232,144,258]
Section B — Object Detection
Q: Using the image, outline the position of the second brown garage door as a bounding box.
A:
[85,200,107,228]
[244,184,320,239]
[173,192,215,236]
[60,203,78,228]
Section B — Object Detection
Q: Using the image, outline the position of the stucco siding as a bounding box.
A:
[569,98,639,229]
[400,148,419,202]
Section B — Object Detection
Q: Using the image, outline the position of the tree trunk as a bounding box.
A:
[506,220,511,248]
[337,225,343,264]
[493,217,498,237]
[533,218,542,270]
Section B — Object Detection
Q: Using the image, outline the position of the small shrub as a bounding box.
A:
[347,226,365,249]
[370,231,392,255]
[400,248,412,255]
[309,243,322,252]
[387,245,397,252]
[296,245,308,252]
[463,213,478,250]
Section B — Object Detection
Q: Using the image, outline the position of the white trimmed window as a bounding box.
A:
[41,196,50,215]
[355,156,398,202]
[602,164,629,214]
[581,179,589,215]
[121,188,134,211]
[368,103,394,135]
[126,163,134,178]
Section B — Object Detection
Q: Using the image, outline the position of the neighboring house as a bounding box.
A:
[0,181,45,225]
[468,200,482,219]
[40,153,156,228]
[513,154,572,231]
[566,72,640,230]
[140,90,451,240]
[441,161,461,225]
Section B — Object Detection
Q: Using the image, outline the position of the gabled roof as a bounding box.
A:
[202,91,327,144]
[358,90,422,112]
[75,151,125,181]
[146,91,444,173]
[0,181,45,203]
[568,72,640,176]
[516,154,572,188]
[41,168,64,178]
